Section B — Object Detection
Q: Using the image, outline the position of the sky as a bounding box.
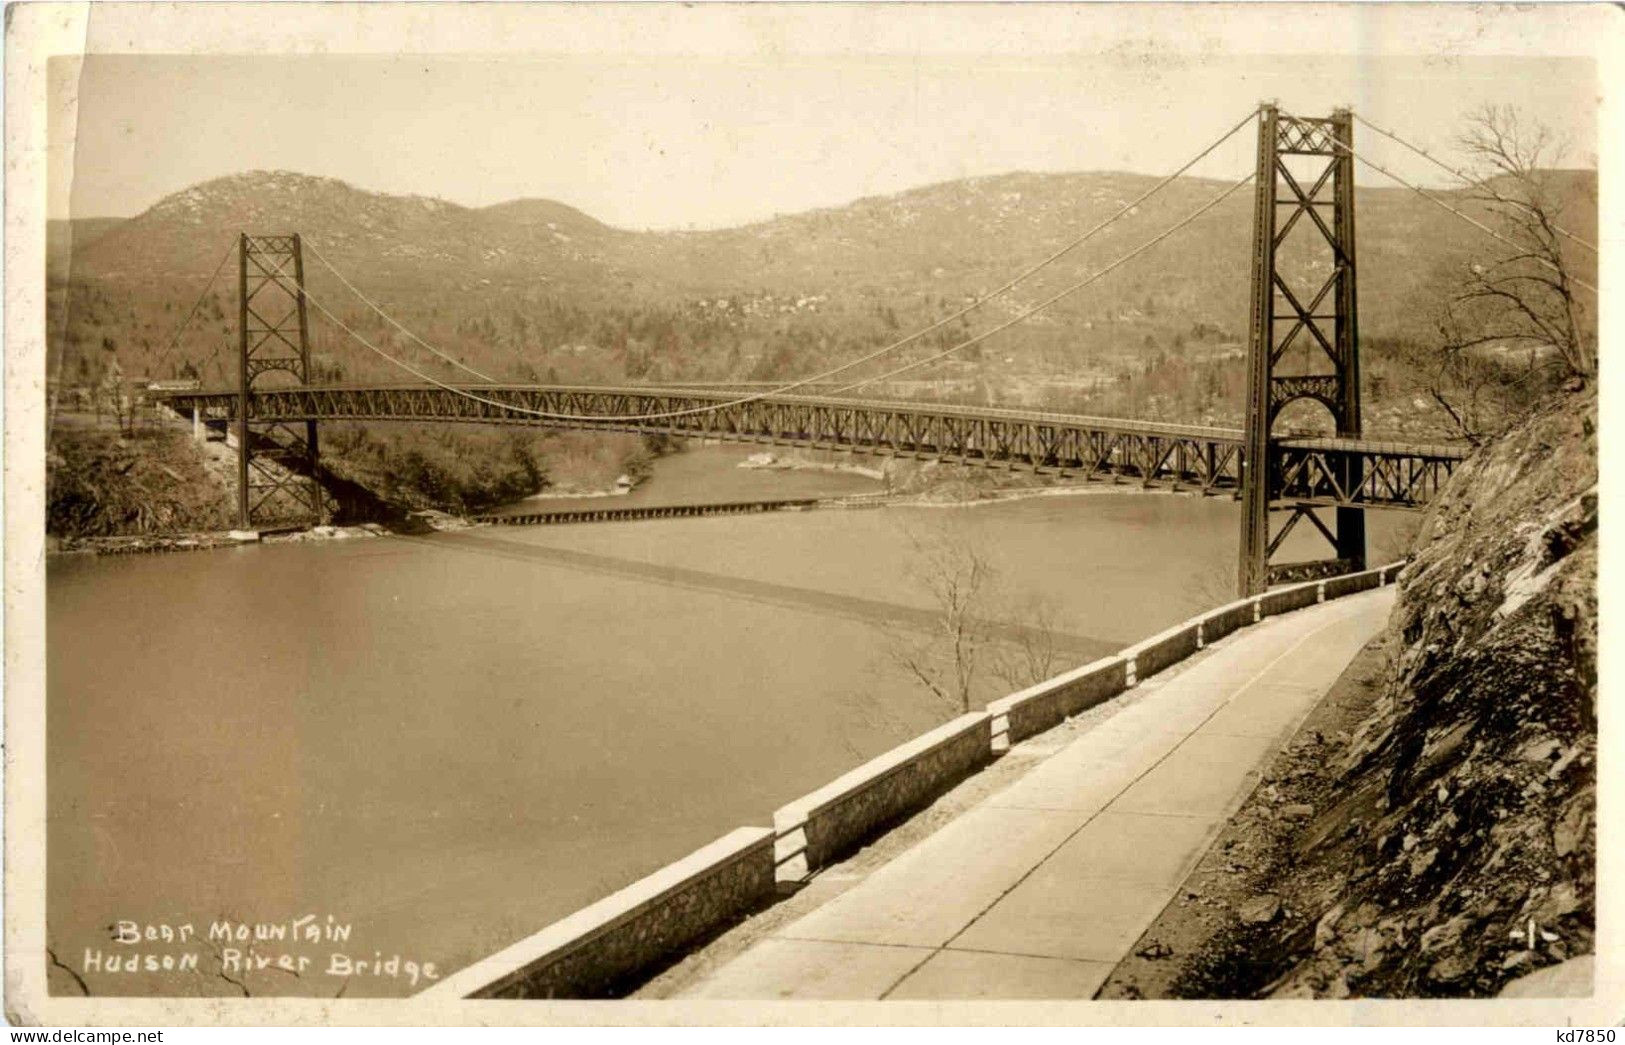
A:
[47,12,1600,230]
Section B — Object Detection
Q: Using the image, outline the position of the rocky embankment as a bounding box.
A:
[46,416,645,556]
[1297,389,1598,997]
[1112,389,1597,999]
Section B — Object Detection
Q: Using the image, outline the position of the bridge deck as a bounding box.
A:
[155,383,1466,511]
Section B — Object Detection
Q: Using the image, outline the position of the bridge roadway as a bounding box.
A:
[658,586,1396,1001]
[157,383,1466,512]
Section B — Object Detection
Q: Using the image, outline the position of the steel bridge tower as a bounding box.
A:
[235,233,325,529]
[1238,105,1365,596]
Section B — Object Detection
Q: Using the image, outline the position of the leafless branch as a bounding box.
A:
[1422,105,1594,438]
[882,519,1072,715]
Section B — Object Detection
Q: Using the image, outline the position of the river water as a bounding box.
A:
[46,444,1405,997]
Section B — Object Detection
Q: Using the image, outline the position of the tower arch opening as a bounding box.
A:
[1270,396,1338,439]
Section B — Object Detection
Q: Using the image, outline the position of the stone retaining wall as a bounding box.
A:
[988,656,1127,750]
[1258,578,1323,616]
[1323,566,1385,600]
[773,712,992,884]
[423,827,775,1000]
[1198,597,1259,647]
[1121,622,1201,686]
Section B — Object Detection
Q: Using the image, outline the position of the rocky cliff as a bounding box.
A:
[1255,388,1598,997]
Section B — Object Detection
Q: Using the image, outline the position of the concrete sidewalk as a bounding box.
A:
[681,587,1395,1000]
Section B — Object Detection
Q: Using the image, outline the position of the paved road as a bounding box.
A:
[680,587,1396,1000]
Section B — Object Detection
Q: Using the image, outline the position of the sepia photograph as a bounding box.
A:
[4,0,1615,1028]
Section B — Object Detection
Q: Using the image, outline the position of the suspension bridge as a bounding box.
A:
[144,103,1580,595]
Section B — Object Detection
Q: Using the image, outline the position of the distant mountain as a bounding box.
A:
[64,165,1596,306]
[50,166,1596,408]
[65,171,631,290]
[47,217,124,283]
[477,197,613,237]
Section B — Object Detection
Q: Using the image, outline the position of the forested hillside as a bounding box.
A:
[44,162,1596,530]
[48,167,1597,436]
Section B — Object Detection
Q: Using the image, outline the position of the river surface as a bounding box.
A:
[46,444,1407,997]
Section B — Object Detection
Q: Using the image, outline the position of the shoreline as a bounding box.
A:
[735,449,1215,510]
[514,482,637,503]
[46,513,474,560]
[47,479,1204,559]
[736,452,888,482]
[887,480,1193,510]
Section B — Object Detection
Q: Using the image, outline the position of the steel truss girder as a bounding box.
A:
[1267,558,1361,585]
[166,384,1254,496]
[1271,443,1461,509]
[157,383,1462,512]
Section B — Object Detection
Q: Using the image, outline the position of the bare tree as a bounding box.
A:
[1427,105,1596,441]
[99,354,129,434]
[882,520,1076,714]
[885,522,995,715]
[985,590,1065,692]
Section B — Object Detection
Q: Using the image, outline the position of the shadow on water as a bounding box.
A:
[410,528,1119,661]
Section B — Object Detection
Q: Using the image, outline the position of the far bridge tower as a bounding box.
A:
[235,233,325,529]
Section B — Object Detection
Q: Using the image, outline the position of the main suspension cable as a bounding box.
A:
[151,237,236,379]
[1284,112,1597,296]
[301,239,500,382]
[302,171,1257,421]
[1351,112,1598,254]
[827,172,1257,394]
[299,105,1261,419]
